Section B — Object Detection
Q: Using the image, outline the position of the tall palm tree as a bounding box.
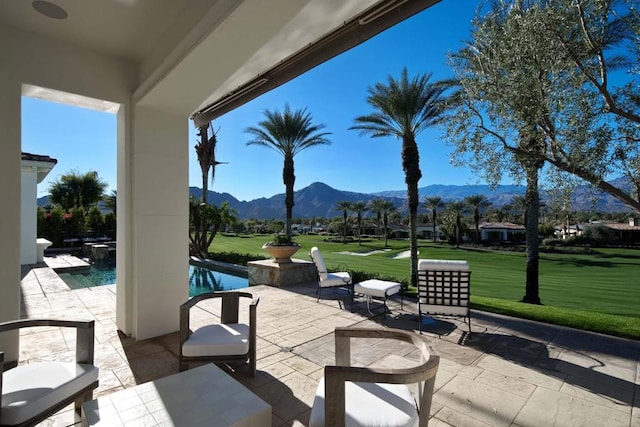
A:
[350,201,368,246]
[336,201,352,243]
[464,195,492,243]
[447,201,468,248]
[351,68,446,288]
[369,198,387,239]
[380,201,396,247]
[246,104,331,241]
[424,196,445,242]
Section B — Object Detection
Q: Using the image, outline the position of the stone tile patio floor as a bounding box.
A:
[17,263,640,426]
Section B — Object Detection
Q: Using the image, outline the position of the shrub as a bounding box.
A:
[581,224,615,244]
[206,251,267,265]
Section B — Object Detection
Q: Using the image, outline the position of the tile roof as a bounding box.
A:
[21,152,57,164]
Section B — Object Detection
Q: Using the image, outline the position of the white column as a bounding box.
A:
[20,170,38,265]
[0,76,22,363]
[121,105,189,340]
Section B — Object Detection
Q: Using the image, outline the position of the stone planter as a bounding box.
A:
[262,244,301,264]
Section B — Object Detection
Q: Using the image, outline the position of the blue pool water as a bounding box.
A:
[58,264,248,296]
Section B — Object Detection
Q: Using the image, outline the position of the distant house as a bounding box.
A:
[479,222,525,242]
[555,224,586,240]
[21,152,57,265]
[388,224,445,240]
[602,218,640,243]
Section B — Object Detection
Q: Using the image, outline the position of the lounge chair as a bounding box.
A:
[179,291,259,376]
[309,327,439,427]
[0,319,99,427]
[310,247,352,302]
[417,259,471,335]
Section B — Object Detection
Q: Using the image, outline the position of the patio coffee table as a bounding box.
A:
[352,279,403,314]
[81,363,270,426]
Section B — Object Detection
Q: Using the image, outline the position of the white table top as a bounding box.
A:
[82,363,271,426]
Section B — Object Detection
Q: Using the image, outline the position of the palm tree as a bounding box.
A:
[368,198,386,239]
[103,190,117,215]
[350,201,368,246]
[380,201,397,247]
[336,201,352,243]
[464,195,492,243]
[351,68,445,288]
[246,104,331,241]
[424,196,445,242]
[447,201,468,248]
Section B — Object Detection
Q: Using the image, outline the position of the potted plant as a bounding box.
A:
[262,233,300,263]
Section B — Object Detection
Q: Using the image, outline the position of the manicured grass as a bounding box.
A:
[208,233,640,340]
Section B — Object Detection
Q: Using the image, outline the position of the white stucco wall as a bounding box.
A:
[0,62,22,363]
[20,170,38,265]
[128,106,189,340]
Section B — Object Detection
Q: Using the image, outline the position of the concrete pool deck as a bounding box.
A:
[15,261,640,426]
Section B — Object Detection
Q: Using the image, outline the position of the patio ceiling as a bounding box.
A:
[0,0,440,121]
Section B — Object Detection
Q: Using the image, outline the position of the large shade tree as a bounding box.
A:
[443,0,629,304]
[351,68,446,288]
[246,105,331,241]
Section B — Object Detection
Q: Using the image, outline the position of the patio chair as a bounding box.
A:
[310,247,352,302]
[417,259,471,335]
[179,291,259,376]
[0,319,99,427]
[309,327,440,427]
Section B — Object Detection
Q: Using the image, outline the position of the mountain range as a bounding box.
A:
[37,179,633,219]
[187,179,633,220]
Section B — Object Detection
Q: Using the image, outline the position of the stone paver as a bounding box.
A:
[12,263,640,426]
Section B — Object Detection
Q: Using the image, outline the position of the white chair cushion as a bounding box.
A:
[182,323,250,357]
[1,362,99,426]
[418,259,469,271]
[310,247,329,280]
[320,272,352,288]
[354,279,401,298]
[309,377,418,427]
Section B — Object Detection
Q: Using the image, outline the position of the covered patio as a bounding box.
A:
[19,263,640,426]
[0,0,439,361]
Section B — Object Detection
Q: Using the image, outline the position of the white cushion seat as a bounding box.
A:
[354,279,401,299]
[181,323,249,357]
[1,362,99,426]
[322,271,352,288]
[309,377,418,427]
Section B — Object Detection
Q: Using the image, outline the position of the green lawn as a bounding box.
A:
[208,233,640,339]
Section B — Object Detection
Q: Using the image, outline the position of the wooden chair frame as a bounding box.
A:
[0,319,97,427]
[321,327,439,427]
[179,291,259,376]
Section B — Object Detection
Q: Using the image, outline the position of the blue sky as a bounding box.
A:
[23,1,481,201]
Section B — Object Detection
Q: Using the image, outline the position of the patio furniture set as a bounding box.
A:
[0,247,471,426]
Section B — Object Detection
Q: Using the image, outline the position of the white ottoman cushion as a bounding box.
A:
[182,323,250,357]
[309,377,418,427]
[354,279,401,298]
[1,362,99,426]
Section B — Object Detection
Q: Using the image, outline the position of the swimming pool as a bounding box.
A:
[58,264,249,296]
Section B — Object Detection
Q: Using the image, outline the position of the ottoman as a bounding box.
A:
[352,279,402,314]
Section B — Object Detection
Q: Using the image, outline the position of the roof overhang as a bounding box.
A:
[192,0,440,127]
